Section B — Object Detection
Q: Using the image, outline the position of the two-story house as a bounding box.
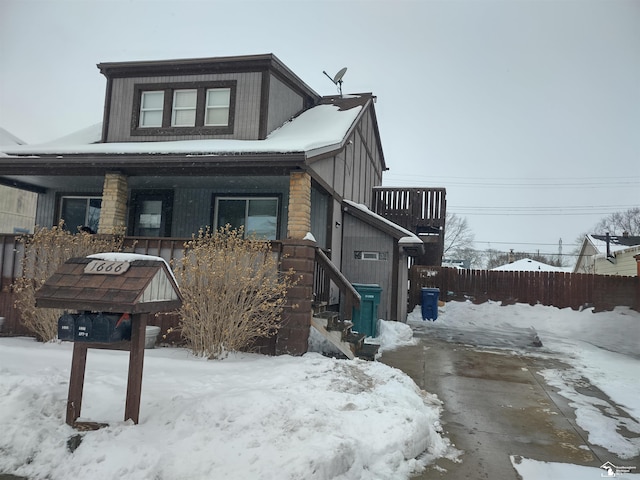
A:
[0,54,438,355]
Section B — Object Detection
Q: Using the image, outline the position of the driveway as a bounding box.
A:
[381,328,639,479]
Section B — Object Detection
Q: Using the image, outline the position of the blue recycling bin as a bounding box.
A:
[351,283,382,337]
[421,287,440,321]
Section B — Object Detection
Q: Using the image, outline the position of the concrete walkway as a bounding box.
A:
[381,333,638,479]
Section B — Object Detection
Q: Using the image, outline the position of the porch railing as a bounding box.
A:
[314,248,360,320]
[0,234,341,334]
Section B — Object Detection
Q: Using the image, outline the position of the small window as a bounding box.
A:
[215,197,279,240]
[205,88,231,126]
[60,196,102,233]
[172,89,197,127]
[139,91,164,127]
[354,251,388,261]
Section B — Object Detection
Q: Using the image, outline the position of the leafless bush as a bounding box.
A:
[174,226,297,359]
[12,222,125,342]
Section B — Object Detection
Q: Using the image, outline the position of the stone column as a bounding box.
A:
[276,240,315,356]
[287,171,311,240]
[98,172,128,234]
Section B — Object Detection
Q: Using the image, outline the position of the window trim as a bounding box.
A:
[55,193,102,233]
[171,89,198,127]
[211,194,282,240]
[128,190,174,237]
[139,91,165,128]
[131,80,236,136]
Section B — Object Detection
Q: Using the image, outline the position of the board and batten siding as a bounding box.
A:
[309,106,383,208]
[105,72,263,142]
[266,74,305,137]
[310,185,329,250]
[342,213,395,321]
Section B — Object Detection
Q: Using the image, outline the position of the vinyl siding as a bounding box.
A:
[266,74,305,136]
[106,72,263,142]
[342,213,395,320]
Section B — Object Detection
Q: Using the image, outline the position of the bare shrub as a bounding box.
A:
[12,223,125,342]
[174,226,297,359]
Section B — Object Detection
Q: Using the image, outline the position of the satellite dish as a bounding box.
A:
[323,67,348,96]
[333,67,347,84]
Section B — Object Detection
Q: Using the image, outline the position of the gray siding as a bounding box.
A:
[169,184,290,238]
[310,185,328,249]
[342,213,395,321]
[266,74,305,136]
[106,72,263,142]
[36,185,102,229]
[308,106,384,208]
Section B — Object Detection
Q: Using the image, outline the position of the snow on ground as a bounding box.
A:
[409,300,640,478]
[2,301,639,479]
[0,327,449,480]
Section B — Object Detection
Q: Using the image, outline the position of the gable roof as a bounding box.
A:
[0,127,25,146]
[492,258,569,272]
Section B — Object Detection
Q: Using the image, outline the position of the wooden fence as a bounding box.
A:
[410,266,639,312]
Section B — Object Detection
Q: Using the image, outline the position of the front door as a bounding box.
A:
[129,190,173,237]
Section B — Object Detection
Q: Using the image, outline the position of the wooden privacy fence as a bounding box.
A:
[410,266,639,312]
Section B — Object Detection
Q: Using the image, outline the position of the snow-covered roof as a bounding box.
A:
[0,127,25,146]
[0,103,362,158]
[492,258,569,272]
[343,200,424,254]
[587,234,640,254]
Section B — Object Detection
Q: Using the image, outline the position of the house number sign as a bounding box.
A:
[84,260,131,275]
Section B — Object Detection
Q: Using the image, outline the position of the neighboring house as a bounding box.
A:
[492,258,569,272]
[574,233,640,276]
[0,128,37,234]
[0,53,444,353]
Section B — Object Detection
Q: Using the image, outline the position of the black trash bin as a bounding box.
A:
[421,287,440,321]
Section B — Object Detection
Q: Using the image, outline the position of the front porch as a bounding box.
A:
[0,233,366,357]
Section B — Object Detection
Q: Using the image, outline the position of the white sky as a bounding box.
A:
[0,0,639,259]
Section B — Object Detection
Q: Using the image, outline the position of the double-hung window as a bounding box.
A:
[214,197,279,240]
[172,89,197,127]
[139,91,164,128]
[205,88,231,126]
[133,81,235,135]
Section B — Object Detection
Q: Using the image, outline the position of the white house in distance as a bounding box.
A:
[0,128,37,234]
[492,258,569,272]
[574,233,640,276]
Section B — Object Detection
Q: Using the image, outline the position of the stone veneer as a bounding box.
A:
[98,172,128,234]
[287,171,311,240]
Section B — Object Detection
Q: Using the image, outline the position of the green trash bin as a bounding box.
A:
[351,283,382,337]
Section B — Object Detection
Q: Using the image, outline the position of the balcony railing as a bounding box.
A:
[372,187,446,234]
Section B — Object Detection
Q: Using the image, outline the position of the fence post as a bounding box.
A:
[633,255,640,312]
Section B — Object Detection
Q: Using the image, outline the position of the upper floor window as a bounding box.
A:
[172,89,197,127]
[205,88,231,126]
[132,81,236,136]
[140,91,164,127]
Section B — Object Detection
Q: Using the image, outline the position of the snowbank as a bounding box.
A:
[0,333,450,480]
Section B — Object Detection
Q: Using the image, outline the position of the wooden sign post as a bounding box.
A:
[35,255,182,430]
